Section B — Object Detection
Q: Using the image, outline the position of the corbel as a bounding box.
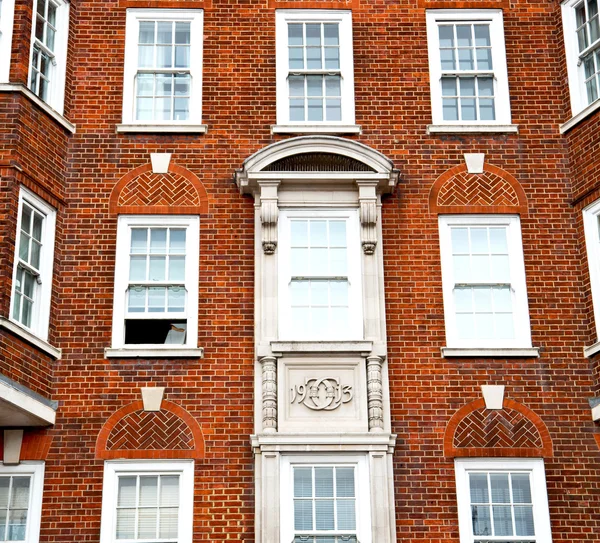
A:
[357,180,379,255]
[259,181,280,255]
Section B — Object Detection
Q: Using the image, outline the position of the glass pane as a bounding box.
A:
[289,76,305,97]
[476,47,493,70]
[454,288,473,312]
[495,313,514,339]
[492,287,512,312]
[438,25,454,48]
[330,281,348,306]
[12,292,21,322]
[310,281,328,306]
[492,505,513,536]
[461,98,477,121]
[474,25,491,47]
[21,206,32,235]
[471,255,491,281]
[294,468,312,498]
[306,23,321,46]
[174,98,189,121]
[329,248,347,276]
[169,229,186,253]
[511,474,532,503]
[337,500,356,530]
[473,287,492,312]
[310,248,328,275]
[175,45,190,68]
[47,27,55,51]
[175,22,190,44]
[7,509,27,541]
[30,241,41,269]
[116,508,135,539]
[137,74,154,96]
[292,307,309,336]
[323,23,339,45]
[0,510,6,542]
[156,74,172,96]
[453,255,471,282]
[490,473,510,503]
[479,98,496,121]
[440,48,456,70]
[148,287,166,312]
[460,77,476,97]
[315,500,334,530]
[310,221,327,246]
[451,228,469,253]
[0,479,10,508]
[139,21,155,44]
[23,272,35,298]
[291,248,308,275]
[478,77,494,97]
[139,476,158,506]
[138,508,158,539]
[311,307,328,335]
[157,21,172,44]
[128,287,146,312]
[314,468,333,498]
[456,313,475,338]
[159,507,179,538]
[129,256,147,282]
[289,48,304,69]
[471,505,491,536]
[150,229,167,253]
[19,233,29,262]
[32,213,43,242]
[288,23,303,46]
[458,48,474,70]
[174,75,190,96]
[441,78,457,96]
[306,47,322,70]
[307,76,322,97]
[490,255,510,282]
[138,45,154,69]
[307,99,323,121]
[157,45,173,68]
[168,287,185,312]
[514,505,535,536]
[294,500,313,530]
[131,229,147,253]
[117,477,137,507]
[470,228,488,253]
[149,256,166,281]
[469,473,489,503]
[169,256,185,281]
[10,478,30,509]
[336,468,355,497]
[326,99,341,121]
[324,47,340,70]
[136,97,153,121]
[330,307,348,336]
[456,25,473,47]
[476,313,494,338]
[290,99,305,121]
[325,76,341,97]
[329,221,346,246]
[443,99,459,120]
[291,281,309,306]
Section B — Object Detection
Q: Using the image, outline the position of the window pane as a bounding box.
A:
[169,256,185,281]
[294,468,312,498]
[294,500,313,530]
[289,48,304,69]
[128,287,146,312]
[476,47,493,70]
[175,22,190,44]
[456,25,472,47]
[314,468,333,497]
[117,477,137,507]
[514,506,535,536]
[307,76,322,97]
[0,479,10,508]
[324,47,340,70]
[148,287,166,312]
[469,473,488,503]
[150,229,167,253]
[337,500,356,530]
[169,229,186,253]
[130,254,147,284]
[175,45,190,68]
[307,99,323,121]
[471,505,491,536]
[490,255,510,282]
[7,509,27,541]
[492,505,513,536]
[323,23,339,45]
[315,500,334,530]
[288,23,303,46]
[474,25,491,46]
[139,21,155,44]
[453,255,471,283]
[116,508,135,539]
[330,281,348,306]
[336,468,355,497]
[471,255,491,282]
[458,48,474,70]
[30,241,41,270]
[456,313,475,338]
[490,473,510,503]
[473,287,492,312]
[511,474,532,503]
[138,508,158,539]
[138,45,153,69]
[492,287,512,312]
[157,21,172,44]
[438,25,454,48]
[149,256,166,281]
[159,507,179,538]
[291,248,308,275]
[310,248,328,275]
[310,281,328,306]
[454,288,473,312]
[167,287,185,312]
[495,313,514,339]
[291,281,309,305]
[310,221,327,246]
[440,48,456,70]
[306,47,322,69]
[139,476,158,506]
[306,24,321,46]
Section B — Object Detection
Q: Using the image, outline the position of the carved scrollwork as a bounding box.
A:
[290,377,353,411]
[260,199,279,254]
[358,186,378,255]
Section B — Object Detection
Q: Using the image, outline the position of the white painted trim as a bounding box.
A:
[455,458,553,543]
[105,347,204,358]
[0,462,45,543]
[271,124,361,134]
[116,123,208,133]
[0,318,61,359]
[0,0,16,83]
[583,339,600,357]
[583,199,600,344]
[561,0,600,117]
[252,432,396,450]
[560,97,600,133]
[100,460,194,543]
[28,0,69,114]
[0,83,75,132]
[111,215,200,350]
[280,454,372,543]
[426,9,512,127]
[275,10,355,127]
[442,347,540,358]
[271,340,373,355]
[278,209,363,341]
[427,124,518,134]
[0,379,55,426]
[438,215,533,349]
[122,9,203,126]
[9,187,56,342]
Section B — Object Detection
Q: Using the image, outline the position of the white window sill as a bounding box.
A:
[116,124,208,134]
[560,99,600,134]
[441,347,540,358]
[271,124,362,135]
[0,317,61,359]
[427,124,519,134]
[0,83,75,133]
[105,347,204,358]
[271,341,373,356]
[584,340,600,358]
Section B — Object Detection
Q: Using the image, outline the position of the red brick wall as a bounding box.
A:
[0,0,598,541]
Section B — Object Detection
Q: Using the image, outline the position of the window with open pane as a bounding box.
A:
[0,476,31,542]
[438,22,495,122]
[135,20,191,121]
[575,0,600,104]
[115,474,180,541]
[293,466,357,543]
[29,0,59,101]
[287,22,342,122]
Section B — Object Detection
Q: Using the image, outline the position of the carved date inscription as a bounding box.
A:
[290,377,353,411]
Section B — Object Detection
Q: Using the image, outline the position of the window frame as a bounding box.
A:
[278,208,363,341]
[438,215,532,349]
[111,215,199,351]
[562,0,600,117]
[275,9,355,129]
[582,199,600,339]
[280,455,372,543]
[0,462,45,543]
[0,0,16,83]
[122,8,203,127]
[99,460,194,543]
[425,9,512,128]
[27,0,69,114]
[9,187,56,342]
[454,458,552,543]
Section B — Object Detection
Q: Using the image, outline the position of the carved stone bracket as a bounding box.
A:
[357,180,379,255]
[259,181,280,254]
[260,356,278,432]
[366,356,384,432]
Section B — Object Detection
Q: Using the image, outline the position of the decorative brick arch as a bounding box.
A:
[444,398,553,458]
[429,163,528,215]
[95,400,205,460]
[109,163,209,215]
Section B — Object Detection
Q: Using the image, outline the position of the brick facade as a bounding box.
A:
[0,0,598,541]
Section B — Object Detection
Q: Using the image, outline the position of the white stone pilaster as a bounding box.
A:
[260,356,278,433]
[367,356,384,432]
